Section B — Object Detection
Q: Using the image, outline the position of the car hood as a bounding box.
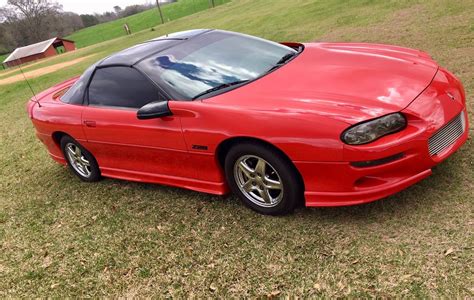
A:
[211,42,439,124]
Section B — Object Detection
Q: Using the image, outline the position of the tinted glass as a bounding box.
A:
[88,67,162,109]
[137,31,297,100]
[61,63,96,105]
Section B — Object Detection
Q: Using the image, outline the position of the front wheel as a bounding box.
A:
[225,142,302,215]
[60,136,101,182]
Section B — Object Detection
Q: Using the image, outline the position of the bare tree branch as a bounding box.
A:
[3,0,62,46]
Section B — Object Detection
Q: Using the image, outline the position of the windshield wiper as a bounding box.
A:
[265,52,298,74]
[192,80,249,100]
[276,52,297,65]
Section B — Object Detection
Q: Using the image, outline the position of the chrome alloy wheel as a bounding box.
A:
[65,142,92,178]
[233,155,284,207]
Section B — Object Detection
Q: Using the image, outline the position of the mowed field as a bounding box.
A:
[0,0,473,297]
[66,0,230,48]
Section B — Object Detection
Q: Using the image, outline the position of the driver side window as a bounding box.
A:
[88,66,165,109]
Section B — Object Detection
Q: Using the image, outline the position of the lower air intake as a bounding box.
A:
[428,112,465,156]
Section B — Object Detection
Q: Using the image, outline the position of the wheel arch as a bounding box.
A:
[52,131,71,148]
[215,136,305,191]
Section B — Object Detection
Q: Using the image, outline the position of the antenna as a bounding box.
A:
[11,52,41,107]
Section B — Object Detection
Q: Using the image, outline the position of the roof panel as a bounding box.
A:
[3,38,58,63]
[99,29,213,67]
[148,29,212,41]
[99,39,181,66]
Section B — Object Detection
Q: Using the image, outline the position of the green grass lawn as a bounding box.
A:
[0,53,9,69]
[0,0,473,297]
[66,0,230,48]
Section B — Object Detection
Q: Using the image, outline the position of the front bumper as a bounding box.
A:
[299,69,469,207]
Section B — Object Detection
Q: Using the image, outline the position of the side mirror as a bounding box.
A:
[137,101,172,119]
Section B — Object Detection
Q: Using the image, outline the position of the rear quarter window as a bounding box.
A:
[61,64,96,105]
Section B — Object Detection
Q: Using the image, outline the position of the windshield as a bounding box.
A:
[137,30,297,100]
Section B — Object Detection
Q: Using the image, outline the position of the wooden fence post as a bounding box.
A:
[156,0,165,24]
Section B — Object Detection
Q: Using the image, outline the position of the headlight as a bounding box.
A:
[341,113,406,145]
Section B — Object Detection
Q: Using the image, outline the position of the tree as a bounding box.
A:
[0,22,16,53]
[80,14,99,28]
[2,0,62,46]
[53,12,84,36]
[113,5,122,16]
[121,5,145,18]
[97,11,116,22]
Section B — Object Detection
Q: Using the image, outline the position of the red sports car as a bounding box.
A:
[27,29,469,215]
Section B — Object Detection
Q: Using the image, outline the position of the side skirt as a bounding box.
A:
[100,167,230,195]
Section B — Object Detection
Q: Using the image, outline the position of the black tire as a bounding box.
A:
[60,135,101,182]
[224,142,302,215]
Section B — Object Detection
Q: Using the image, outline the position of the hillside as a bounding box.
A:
[66,0,230,48]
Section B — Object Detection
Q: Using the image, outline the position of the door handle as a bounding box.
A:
[84,120,96,127]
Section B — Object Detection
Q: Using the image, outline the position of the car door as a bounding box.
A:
[81,66,192,179]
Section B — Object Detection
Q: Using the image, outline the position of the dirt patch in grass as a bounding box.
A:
[0,66,24,77]
[0,55,93,85]
[0,57,63,77]
[0,51,84,78]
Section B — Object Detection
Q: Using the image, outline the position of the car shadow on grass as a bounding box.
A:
[32,146,467,229]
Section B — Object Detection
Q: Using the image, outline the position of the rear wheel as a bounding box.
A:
[60,136,101,182]
[225,142,302,215]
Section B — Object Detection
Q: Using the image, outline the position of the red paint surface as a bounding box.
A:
[27,42,469,206]
[62,40,76,52]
